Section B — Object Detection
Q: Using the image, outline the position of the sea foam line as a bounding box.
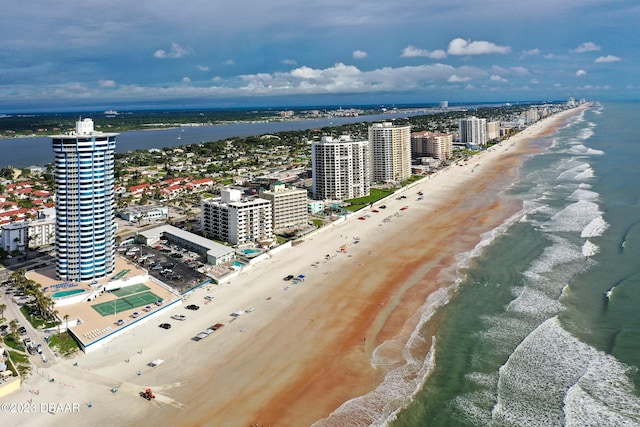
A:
[492,317,640,427]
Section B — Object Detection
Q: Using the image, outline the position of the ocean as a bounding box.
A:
[318,101,640,426]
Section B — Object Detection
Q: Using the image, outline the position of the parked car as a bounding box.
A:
[18,326,27,335]
[283,275,294,281]
[159,323,171,329]
[185,304,200,311]
[170,314,186,321]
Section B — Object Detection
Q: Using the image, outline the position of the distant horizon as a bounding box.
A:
[1,98,578,115]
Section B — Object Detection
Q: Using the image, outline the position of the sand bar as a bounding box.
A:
[2,105,586,427]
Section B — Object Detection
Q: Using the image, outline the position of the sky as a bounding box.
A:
[1,0,638,111]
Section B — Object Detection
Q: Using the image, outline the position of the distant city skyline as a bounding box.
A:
[1,1,637,112]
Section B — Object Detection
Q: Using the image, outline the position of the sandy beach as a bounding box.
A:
[2,105,586,427]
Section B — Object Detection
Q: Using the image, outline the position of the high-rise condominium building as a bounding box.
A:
[368,122,412,183]
[201,188,273,245]
[52,118,117,281]
[411,131,453,160]
[259,182,308,232]
[458,116,487,147]
[311,135,370,200]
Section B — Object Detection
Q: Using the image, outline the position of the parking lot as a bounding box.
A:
[119,242,209,294]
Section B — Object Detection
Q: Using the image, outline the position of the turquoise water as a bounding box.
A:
[315,102,640,426]
[242,249,261,255]
[232,261,244,267]
[52,288,86,299]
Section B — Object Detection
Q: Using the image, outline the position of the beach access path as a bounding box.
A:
[1,105,587,427]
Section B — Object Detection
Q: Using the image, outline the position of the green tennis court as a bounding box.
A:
[110,283,150,297]
[92,291,161,316]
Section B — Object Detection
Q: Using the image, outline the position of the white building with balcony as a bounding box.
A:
[259,182,308,232]
[51,118,117,282]
[311,135,370,201]
[368,122,412,183]
[201,188,273,245]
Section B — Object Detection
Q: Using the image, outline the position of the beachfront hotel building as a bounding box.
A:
[487,121,501,141]
[410,131,453,160]
[311,135,371,201]
[258,182,308,232]
[201,188,273,245]
[368,122,412,183]
[51,118,117,282]
[458,116,487,148]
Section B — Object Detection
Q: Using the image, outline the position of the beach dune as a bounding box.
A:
[2,106,586,427]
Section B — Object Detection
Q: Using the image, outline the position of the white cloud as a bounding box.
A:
[197,65,209,71]
[572,42,600,53]
[182,77,191,83]
[490,75,507,82]
[530,78,539,84]
[510,66,529,75]
[352,50,368,59]
[98,80,116,88]
[400,45,447,59]
[521,48,540,57]
[223,59,235,65]
[595,55,621,63]
[281,59,297,65]
[233,62,486,95]
[448,75,471,83]
[447,38,511,55]
[576,69,587,76]
[153,42,191,59]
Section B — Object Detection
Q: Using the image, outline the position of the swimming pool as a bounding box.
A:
[241,249,261,255]
[232,261,244,268]
[52,289,86,299]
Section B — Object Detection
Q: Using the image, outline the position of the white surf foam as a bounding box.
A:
[568,188,599,202]
[492,317,640,426]
[506,287,565,319]
[556,161,592,181]
[544,200,602,233]
[581,240,599,257]
[581,215,609,238]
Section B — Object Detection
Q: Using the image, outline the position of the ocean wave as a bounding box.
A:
[544,200,602,233]
[506,287,565,319]
[492,317,640,426]
[556,160,592,181]
[568,143,604,156]
[581,215,609,238]
[577,127,595,141]
[582,240,600,257]
[568,188,599,202]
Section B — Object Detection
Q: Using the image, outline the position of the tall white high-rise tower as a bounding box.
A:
[51,118,117,282]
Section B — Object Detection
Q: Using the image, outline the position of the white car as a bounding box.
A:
[170,314,187,321]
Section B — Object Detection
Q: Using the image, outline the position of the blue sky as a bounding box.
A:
[1,0,638,111]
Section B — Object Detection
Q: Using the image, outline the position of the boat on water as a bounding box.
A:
[605,286,615,300]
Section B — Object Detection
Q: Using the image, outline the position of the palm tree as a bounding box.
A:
[0,303,6,319]
[63,314,70,331]
[8,319,18,342]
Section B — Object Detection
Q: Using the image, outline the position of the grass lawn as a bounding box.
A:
[20,306,57,329]
[344,188,395,212]
[2,334,25,351]
[48,332,80,356]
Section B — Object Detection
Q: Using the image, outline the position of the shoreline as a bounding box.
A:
[1,105,588,426]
